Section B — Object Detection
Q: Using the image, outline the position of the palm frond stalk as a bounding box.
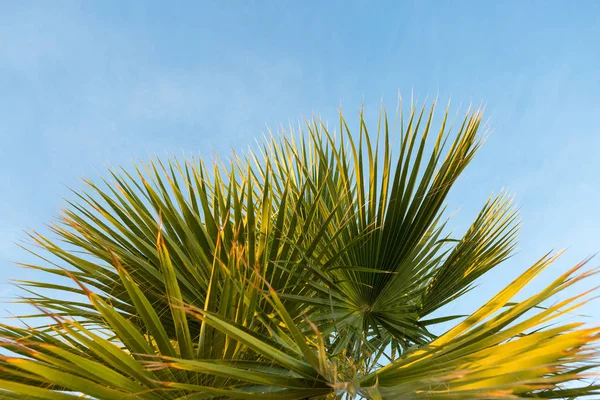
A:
[1,101,598,399]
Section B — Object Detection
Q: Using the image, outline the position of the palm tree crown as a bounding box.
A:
[1,101,598,399]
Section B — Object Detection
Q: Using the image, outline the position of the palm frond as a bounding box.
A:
[1,100,597,399]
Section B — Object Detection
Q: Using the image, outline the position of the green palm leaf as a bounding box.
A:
[1,100,598,399]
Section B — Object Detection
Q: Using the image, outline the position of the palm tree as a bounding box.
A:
[1,101,598,399]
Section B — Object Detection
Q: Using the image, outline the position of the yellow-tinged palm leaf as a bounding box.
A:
[0,99,597,399]
[360,256,600,399]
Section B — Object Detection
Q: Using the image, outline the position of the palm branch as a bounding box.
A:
[1,100,598,399]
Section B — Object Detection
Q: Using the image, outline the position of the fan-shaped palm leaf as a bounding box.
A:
[1,100,597,399]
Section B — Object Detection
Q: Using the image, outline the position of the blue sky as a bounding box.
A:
[1,0,600,323]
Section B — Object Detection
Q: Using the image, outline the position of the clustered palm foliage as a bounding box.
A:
[1,101,599,399]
